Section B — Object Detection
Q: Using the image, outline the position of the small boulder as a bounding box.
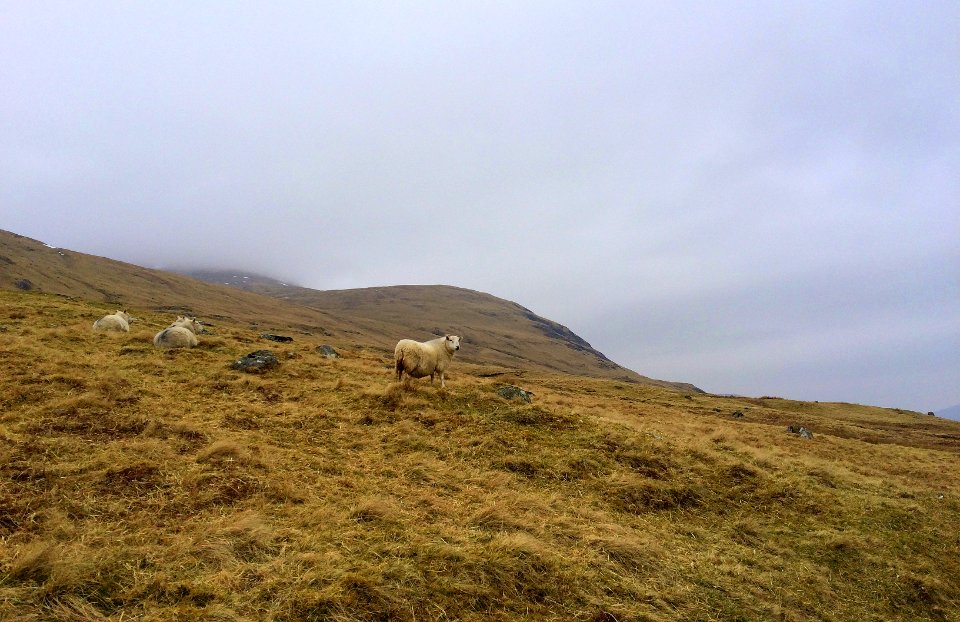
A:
[15,279,33,291]
[316,344,339,358]
[787,425,813,439]
[261,334,293,343]
[732,410,745,419]
[232,350,279,373]
[497,385,533,402]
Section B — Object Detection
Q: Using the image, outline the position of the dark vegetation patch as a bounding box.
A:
[496,406,578,429]
[141,420,210,453]
[222,411,263,430]
[29,408,149,441]
[186,470,265,507]
[608,478,703,513]
[497,458,541,479]
[100,463,164,494]
[0,491,43,536]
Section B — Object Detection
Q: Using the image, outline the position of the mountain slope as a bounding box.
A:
[0,229,694,389]
[1,288,958,621]
[182,269,697,390]
[0,230,354,335]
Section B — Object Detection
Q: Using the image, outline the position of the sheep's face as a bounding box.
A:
[445,335,461,352]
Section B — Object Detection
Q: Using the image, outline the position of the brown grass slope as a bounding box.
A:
[1,289,959,621]
[0,229,693,389]
[0,230,356,338]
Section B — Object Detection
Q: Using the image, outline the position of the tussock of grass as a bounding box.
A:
[1,290,959,621]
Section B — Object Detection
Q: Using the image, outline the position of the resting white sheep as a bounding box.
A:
[153,316,202,349]
[394,334,461,388]
[93,310,134,332]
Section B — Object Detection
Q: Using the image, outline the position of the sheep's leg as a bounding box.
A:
[439,372,445,388]
[395,356,405,383]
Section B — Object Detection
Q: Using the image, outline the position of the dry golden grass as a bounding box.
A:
[1,290,959,621]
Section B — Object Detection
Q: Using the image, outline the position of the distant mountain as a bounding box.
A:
[0,229,698,390]
[937,404,960,422]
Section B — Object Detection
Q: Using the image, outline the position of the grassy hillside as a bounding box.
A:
[2,289,958,621]
[1,229,685,387]
[184,271,695,390]
[0,230,354,337]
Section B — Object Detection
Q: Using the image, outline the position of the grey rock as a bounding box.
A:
[316,344,339,358]
[15,279,33,291]
[232,350,279,373]
[787,425,813,439]
[498,385,533,402]
[732,410,745,419]
[261,334,293,343]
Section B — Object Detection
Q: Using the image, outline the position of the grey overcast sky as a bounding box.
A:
[2,1,958,412]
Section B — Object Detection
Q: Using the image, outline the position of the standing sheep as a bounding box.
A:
[93,310,135,332]
[394,334,461,388]
[153,316,203,349]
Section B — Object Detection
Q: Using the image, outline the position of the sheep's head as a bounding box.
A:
[445,335,461,353]
[172,316,203,334]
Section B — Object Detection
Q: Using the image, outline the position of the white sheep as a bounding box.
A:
[394,334,461,388]
[153,316,202,349]
[93,310,135,332]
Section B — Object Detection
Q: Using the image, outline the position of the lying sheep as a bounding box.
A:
[395,334,461,388]
[93,310,135,332]
[153,316,203,349]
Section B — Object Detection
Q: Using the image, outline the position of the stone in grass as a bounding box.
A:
[316,344,339,358]
[786,425,813,439]
[261,334,293,343]
[497,385,533,403]
[232,350,279,373]
[732,410,745,419]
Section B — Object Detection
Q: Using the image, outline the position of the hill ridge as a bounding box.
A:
[179,270,691,389]
[0,229,697,390]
